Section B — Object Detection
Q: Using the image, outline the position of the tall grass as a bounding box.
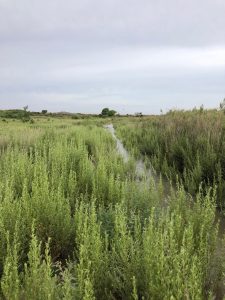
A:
[0,118,223,299]
[116,109,225,208]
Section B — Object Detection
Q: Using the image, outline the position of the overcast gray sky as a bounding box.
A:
[0,0,225,114]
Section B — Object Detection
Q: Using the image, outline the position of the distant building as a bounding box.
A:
[134,112,143,117]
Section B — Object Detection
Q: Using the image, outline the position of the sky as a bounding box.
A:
[0,0,225,114]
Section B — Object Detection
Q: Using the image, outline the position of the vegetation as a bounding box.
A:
[101,108,117,117]
[116,109,225,208]
[0,109,30,121]
[0,116,224,299]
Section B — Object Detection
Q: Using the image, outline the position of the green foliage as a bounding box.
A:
[101,108,110,116]
[108,110,117,117]
[0,109,26,119]
[0,117,223,299]
[1,231,20,300]
[101,108,117,117]
[116,110,225,207]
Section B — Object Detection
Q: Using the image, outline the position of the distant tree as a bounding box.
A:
[22,105,30,121]
[108,110,117,117]
[101,108,117,117]
[42,110,48,114]
[23,105,28,112]
[101,108,110,116]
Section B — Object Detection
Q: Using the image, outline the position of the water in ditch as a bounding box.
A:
[104,123,171,193]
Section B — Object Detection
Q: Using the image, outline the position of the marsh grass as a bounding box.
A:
[116,110,225,208]
[0,117,223,299]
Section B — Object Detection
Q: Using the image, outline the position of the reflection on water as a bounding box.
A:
[105,124,152,178]
[104,124,129,163]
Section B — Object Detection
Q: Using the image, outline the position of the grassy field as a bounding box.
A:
[0,115,224,299]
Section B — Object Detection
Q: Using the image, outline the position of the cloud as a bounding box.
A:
[0,0,224,113]
[0,0,225,46]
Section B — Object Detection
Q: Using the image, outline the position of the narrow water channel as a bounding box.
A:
[104,124,129,163]
[104,124,157,180]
